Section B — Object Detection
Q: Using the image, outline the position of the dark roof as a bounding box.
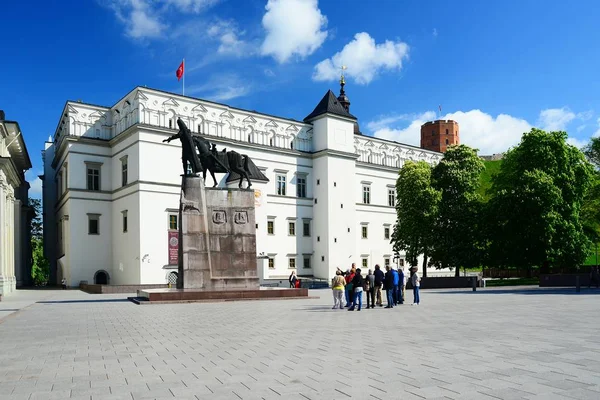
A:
[304,90,357,122]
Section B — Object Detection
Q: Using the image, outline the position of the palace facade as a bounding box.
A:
[42,84,443,286]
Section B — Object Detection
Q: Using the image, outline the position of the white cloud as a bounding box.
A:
[109,0,166,39]
[186,73,251,101]
[264,68,275,77]
[537,107,576,131]
[261,0,328,63]
[566,137,588,149]
[207,20,252,56]
[312,32,409,84]
[25,171,43,198]
[164,0,219,13]
[368,110,531,154]
[432,28,438,37]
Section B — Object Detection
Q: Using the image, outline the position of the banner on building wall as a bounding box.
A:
[168,231,179,265]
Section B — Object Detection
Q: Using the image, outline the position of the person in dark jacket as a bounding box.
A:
[366,269,375,308]
[348,268,364,311]
[384,266,395,308]
[373,264,385,307]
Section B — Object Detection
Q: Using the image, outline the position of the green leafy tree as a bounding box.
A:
[430,145,485,276]
[391,161,440,277]
[487,129,593,271]
[29,198,49,285]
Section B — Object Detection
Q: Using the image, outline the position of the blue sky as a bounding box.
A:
[1,0,599,197]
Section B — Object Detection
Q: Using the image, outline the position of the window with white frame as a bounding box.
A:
[384,258,390,268]
[86,162,101,191]
[276,174,286,196]
[168,213,178,230]
[362,184,371,204]
[297,175,306,198]
[268,257,275,269]
[288,221,296,236]
[288,257,296,269]
[267,218,275,235]
[362,258,368,268]
[384,226,390,240]
[303,220,310,237]
[361,225,368,239]
[303,256,311,269]
[388,188,395,207]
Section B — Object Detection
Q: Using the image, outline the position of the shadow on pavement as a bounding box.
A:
[37,299,131,304]
[0,309,20,312]
[434,287,600,295]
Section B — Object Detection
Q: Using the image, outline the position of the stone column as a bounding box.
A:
[178,176,212,289]
[0,179,5,283]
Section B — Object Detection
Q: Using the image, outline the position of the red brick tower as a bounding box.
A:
[420,120,459,153]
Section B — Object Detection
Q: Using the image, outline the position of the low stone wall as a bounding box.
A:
[539,274,591,287]
[80,283,169,294]
[406,276,479,289]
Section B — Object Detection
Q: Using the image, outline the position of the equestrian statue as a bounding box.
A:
[164,118,253,188]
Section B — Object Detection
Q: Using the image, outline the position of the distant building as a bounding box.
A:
[420,120,459,153]
[0,110,33,296]
[42,80,446,287]
[480,153,504,161]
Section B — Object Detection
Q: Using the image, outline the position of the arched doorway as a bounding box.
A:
[168,271,178,285]
[94,270,109,285]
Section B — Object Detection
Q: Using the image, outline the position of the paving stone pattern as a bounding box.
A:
[1,288,600,399]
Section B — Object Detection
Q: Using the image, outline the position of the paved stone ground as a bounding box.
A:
[1,287,600,400]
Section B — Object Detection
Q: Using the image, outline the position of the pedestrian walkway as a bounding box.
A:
[0,287,599,399]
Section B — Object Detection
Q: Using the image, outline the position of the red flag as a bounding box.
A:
[176,61,184,81]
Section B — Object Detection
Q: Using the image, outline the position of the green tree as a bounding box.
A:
[431,145,485,276]
[29,198,49,285]
[487,129,593,271]
[391,161,440,277]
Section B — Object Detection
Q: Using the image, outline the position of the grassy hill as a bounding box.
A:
[478,159,502,201]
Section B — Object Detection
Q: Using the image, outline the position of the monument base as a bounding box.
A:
[131,287,309,304]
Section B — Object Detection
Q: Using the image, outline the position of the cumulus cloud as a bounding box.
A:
[186,73,252,101]
[25,171,43,198]
[107,0,219,39]
[206,20,253,56]
[261,0,328,63]
[368,110,531,154]
[537,107,576,131]
[312,32,409,84]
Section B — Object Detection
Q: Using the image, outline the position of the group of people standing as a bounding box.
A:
[332,263,421,311]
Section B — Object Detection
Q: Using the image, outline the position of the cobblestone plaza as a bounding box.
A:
[1,287,599,400]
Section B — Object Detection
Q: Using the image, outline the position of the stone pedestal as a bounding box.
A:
[179,176,259,290]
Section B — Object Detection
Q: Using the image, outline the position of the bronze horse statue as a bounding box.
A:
[192,136,252,189]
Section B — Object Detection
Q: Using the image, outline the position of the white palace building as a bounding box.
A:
[42,81,443,287]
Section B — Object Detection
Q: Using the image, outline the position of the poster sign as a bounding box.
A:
[168,231,179,265]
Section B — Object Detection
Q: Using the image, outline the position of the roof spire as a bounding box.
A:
[338,65,350,112]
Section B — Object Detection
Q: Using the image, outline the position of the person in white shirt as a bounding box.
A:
[410,266,420,305]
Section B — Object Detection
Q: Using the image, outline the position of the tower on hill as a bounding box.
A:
[420,120,459,153]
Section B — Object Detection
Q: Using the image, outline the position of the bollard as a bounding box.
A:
[472,277,477,292]
[576,275,580,293]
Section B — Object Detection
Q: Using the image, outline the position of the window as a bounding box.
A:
[432,130,435,136]
[361,225,368,239]
[445,139,449,145]
[362,185,371,204]
[122,210,128,233]
[388,188,395,207]
[317,179,320,185]
[303,220,310,237]
[268,257,275,269]
[88,214,100,235]
[289,258,296,269]
[169,119,173,129]
[288,221,295,236]
[86,163,101,191]
[121,156,128,186]
[276,174,286,196]
[169,214,178,230]
[303,257,311,269]
[384,258,390,268]
[267,220,274,235]
[384,227,390,240]
[362,258,368,268]
[399,259,405,267]
[198,124,202,133]
[296,176,306,198]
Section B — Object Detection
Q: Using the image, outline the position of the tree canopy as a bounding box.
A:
[391,161,440,276]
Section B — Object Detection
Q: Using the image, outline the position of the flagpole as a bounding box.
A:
[182,58,185,96]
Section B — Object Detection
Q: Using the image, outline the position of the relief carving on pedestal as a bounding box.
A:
[234,211,248,225]
[212,210,227,224]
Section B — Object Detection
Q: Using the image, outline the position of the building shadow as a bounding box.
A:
[36,299,131,304]
[433,287,600,296]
